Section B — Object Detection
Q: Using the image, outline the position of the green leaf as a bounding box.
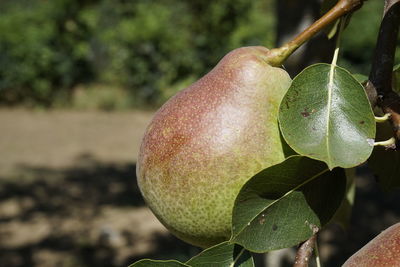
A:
[186,241,254,267]
[129,259,190,267]
[370,64,400,190]
[129,243,255,267]
[279,63,376,169]
[352,73,368,84]
[368,121,400,191]
[231,156,346,253]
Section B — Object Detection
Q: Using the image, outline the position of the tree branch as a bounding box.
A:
[365,0,400,147]
[266,0,365,66]
[293,225,319,267]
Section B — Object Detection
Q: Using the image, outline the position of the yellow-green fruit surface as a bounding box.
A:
[136,46,292,248]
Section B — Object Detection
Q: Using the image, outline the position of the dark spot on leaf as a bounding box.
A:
[301,110,310,117]
[312,127,316,131]
[257,213,267,225]
[301,108,317,118]
[272,224,278,231]
[360,121,365,124]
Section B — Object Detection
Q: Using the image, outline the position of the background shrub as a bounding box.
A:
[0,0,395,108]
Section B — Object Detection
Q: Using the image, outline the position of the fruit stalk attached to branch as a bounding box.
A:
[365,0,400,147]
[266,0,365,67]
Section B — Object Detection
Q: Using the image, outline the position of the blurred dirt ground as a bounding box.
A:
[0,109,200,267]
[1,109,400,267]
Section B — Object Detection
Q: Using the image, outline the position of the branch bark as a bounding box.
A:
[275,0,335,76]
[365,0,400,147]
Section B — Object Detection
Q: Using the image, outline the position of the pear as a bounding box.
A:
[342,222,400,267]
[136,46,292,248]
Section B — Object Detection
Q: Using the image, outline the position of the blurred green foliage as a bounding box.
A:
[340,0,400,74]
[0,0,275,108]
[0,0,94,106]
[0,0,398,109]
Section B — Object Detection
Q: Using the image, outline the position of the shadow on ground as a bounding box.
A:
[0,154,198,267]
[0,155,144,218]
[1,157,400,267]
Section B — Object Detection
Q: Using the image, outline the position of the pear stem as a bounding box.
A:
[266,0,364,67]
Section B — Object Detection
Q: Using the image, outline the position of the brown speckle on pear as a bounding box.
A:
[136,46,292,247]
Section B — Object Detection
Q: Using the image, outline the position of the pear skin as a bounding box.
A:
[342,222,400,267]
[137,46,292,248]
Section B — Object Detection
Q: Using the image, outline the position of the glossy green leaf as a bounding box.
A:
[186,242,254,267]
[368,121,400,191]
[129,259,189,267]
[279,63,376,169]
[231,156,346,252]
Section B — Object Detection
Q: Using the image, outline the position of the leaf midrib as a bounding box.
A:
[232,168,329,239]
[326,64,335,169]
[229,248,246,267]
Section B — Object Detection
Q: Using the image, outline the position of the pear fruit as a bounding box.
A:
[342,222,400,267]
[136,46,292,248]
